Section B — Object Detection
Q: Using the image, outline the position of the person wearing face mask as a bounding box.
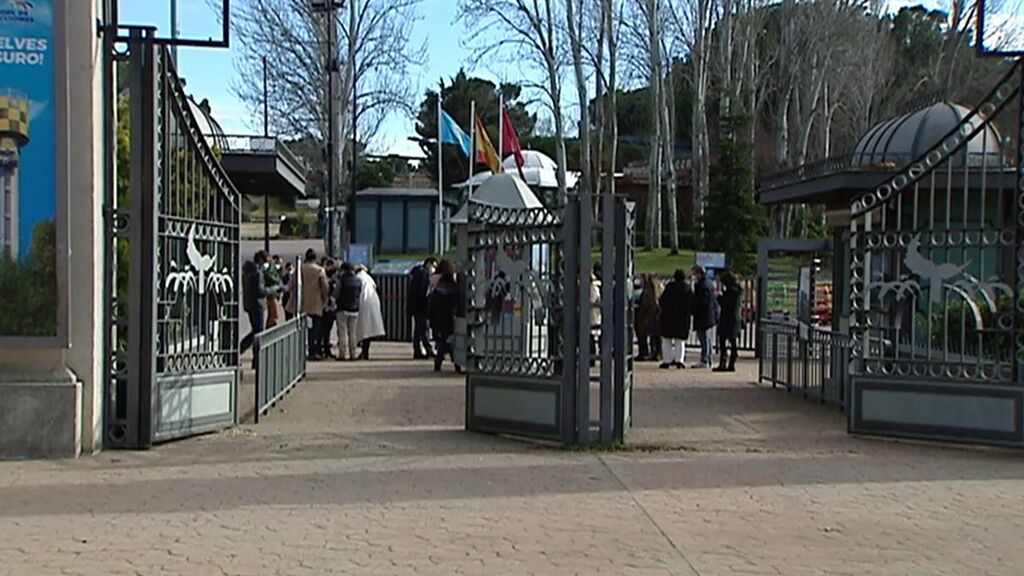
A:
[241,250,271,367]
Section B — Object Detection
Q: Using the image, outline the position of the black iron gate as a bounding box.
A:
[848,62,1024,448]
[464,194,634,445]
[106,29,241,449]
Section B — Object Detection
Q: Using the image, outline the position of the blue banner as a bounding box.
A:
[0,0,58,337]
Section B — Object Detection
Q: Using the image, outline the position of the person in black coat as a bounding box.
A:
[427,260,462,373]
[658,269,693,369]
[714,271,744,372]
[240,250,270,365]
[690,265,719,368]
[408,257,438,359]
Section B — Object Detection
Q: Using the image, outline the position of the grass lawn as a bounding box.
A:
[377,248,727,276]
[603,248,699,276]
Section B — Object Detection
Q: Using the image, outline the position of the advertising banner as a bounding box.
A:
[0,0,64,340]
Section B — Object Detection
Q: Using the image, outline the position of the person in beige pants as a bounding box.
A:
[333,262,362,360]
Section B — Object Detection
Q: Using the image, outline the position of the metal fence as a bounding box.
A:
[758,320,850,409]
[379,272,758,351]
[254,315,308,422]
[376,273,412,342]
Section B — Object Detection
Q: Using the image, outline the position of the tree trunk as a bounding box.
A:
[645,0,662,250]
[605,0,618,198]
[663,55,679,254]
[565,0,591,204]
[691,0,713,244]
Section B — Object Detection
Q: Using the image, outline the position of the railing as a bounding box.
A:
[758,320,850,409]
[254,314,308,422]
[217,134,307,175]
[376,272,413,342]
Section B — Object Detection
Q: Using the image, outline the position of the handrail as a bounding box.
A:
[215,133,308,175]
[254,314,308,422]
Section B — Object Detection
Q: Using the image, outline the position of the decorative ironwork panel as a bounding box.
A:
[464,200,565,379]
[157,53,240,378]
[848,61,1024,446]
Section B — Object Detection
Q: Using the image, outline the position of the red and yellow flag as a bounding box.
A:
[475,115,503,174]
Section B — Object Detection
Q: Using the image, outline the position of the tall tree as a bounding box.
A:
[232,0,424,238]
[413,72,535,189]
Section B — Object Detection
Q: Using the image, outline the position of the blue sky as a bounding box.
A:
[119,0,479,156]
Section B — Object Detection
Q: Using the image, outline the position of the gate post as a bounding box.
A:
[124,28,159,449]
[561,199,580,445]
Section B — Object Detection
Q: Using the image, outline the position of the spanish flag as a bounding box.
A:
[474,115,503,174]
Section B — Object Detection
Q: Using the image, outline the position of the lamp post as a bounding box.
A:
[312,0,345,258]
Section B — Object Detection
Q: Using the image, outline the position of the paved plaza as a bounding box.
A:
[2,343,1023,575]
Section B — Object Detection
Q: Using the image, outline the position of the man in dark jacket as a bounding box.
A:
[333,262,363,361]
[427,261,461,373]
[714,272,744,372]
[690,265,719,368]
[408,257,438,359]
[240,251,270,364]
[658,269,693,369]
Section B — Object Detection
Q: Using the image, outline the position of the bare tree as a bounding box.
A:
[665,0,716,239]
[660,21,681,253]
[460,0,569,202]
[233,0,424,211]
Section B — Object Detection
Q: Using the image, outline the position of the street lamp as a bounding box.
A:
[311,0,345,258]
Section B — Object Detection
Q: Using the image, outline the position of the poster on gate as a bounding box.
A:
[0,0,68,344]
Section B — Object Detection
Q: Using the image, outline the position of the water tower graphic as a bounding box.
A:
[0,89,29,258]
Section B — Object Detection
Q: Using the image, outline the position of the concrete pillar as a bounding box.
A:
[0,0,104,459]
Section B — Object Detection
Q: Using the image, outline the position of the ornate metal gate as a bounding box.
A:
[464,195,634,445]
[849,62,1024,447]
[106,30,241,449]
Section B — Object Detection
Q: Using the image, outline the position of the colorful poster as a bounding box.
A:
[0,0,59,337]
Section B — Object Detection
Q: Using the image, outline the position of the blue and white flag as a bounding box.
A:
[439,109,471,157]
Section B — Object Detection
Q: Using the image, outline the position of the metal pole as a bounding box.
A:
[437,94,443,254]
[170,0,178,63]
[346,0,357,253]
[325,3,338,257]
[498,92,504,162]
[468,100,475,198]
[263,56,271,255]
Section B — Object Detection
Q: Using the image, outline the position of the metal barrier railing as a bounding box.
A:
[254,314,308,422]
[758,321,850,409]
[377,273,412,342]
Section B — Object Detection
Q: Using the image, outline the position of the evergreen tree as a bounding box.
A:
[701,116,768,275]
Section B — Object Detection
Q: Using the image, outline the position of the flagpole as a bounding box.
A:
[498,93,504,164]
[468,100,476,198]
[437,97,443,254]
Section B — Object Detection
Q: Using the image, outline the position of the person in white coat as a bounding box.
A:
[354,265,386,360]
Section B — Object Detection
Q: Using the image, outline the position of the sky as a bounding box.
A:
[119,0,478,157]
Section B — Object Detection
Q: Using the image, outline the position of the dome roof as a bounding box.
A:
[853,102,1004,168]
[187,96,228,150]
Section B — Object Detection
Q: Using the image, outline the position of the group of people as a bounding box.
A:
[407,257,462,373]
[240,248,387,364]
[635,265,744,372]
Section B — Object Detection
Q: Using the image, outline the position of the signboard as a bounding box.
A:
[372,259,418,275]
[0,0,68,344]
[345,243,374,269]
[695,251,726,270]
[797,266,813,340]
